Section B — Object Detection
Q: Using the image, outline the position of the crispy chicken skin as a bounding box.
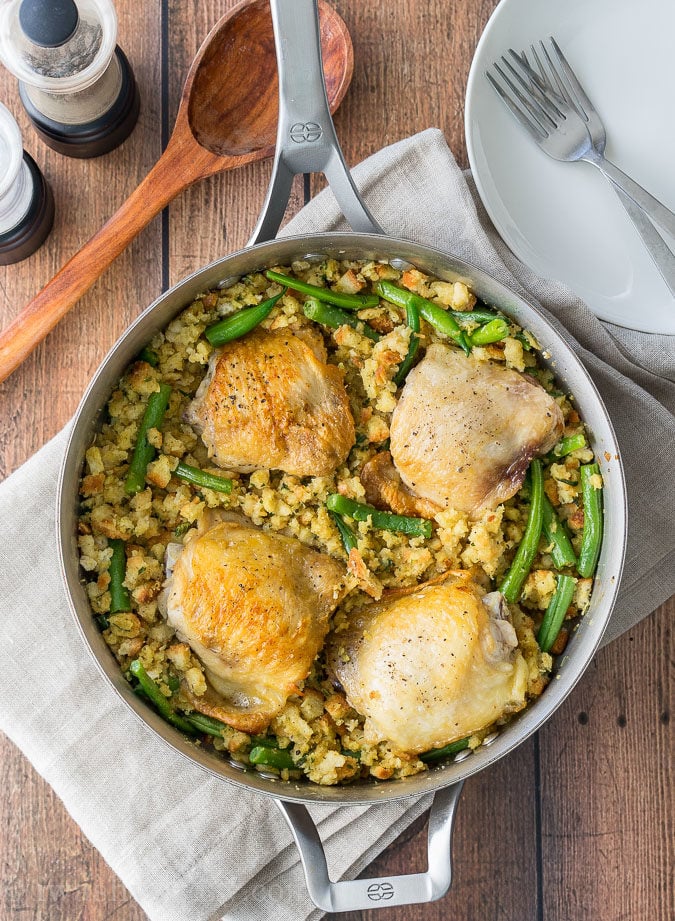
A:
[186,328,355,476]
[360,450,440,519]
[389,343,563,516]
[161,512,347,733]
[326,574,528,754]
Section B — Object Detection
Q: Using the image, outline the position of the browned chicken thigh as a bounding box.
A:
[389,343,563,515]
[186,327,355,476]
[327,573,528,754]
[161,512,347,733]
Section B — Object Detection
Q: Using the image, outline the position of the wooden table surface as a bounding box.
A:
[0,1,672,919]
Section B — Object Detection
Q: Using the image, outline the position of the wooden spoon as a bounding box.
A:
[0,0,353,382]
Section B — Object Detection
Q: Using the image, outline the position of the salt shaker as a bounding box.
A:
[0,0,140,158]
[0,103,54,265]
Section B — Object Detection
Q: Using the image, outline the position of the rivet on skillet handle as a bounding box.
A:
[276,782,464,912]
[247,0,383,245]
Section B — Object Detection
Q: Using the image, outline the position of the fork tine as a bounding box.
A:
[529,44,568,101]
[547,36,594,119]
[538,41,582,115]
[486,66,549,141]
[500,54,562,125]
[526,46,548,86]
[519,46,567,107]
[505,50,569,124]
[519,46,555,97]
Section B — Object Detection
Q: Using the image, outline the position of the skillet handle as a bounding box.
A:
[248,0,383,245]
[274,782,464,912]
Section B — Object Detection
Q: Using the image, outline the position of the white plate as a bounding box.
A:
[465,0,675,334]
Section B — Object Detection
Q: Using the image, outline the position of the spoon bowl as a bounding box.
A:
[188,0,351,158]
[0,0,353,382]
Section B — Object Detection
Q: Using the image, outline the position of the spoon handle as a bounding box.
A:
[0,141,215,383]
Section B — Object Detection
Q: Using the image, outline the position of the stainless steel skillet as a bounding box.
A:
[57,0,627,912]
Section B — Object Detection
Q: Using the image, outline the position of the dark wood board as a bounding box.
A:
[0,1,671,919]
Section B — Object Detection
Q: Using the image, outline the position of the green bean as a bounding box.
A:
[204,290,285,346]
[468,317,510,346]
[515,330,536,352]
[577,463,603,578]
[129,660,197,734]
[265,269,379,309]
[420,736,470,763]
[376,281,471,355]
[410,300,473,355]
[374,280,421,312]
[108,539,131,613]
[184,712,229,737]
[552,433,587,457]
[326,493,433,538]
[499,459,544,603]
[174,461,233,494]
[541,495,577,570]
[249,745,295,770]
[537,574,577,653]
[138,346,159,367]
[393,300,420,385]
[302,296,380,342]
[330,510,358,553]
[451,307,501,326]
[124,383,172,495]
[250,735,282,748]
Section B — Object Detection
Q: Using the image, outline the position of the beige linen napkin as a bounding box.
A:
[0,128,673,921]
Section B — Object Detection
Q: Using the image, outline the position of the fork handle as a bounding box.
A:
[612,187,675,296]
[585,152,675,240]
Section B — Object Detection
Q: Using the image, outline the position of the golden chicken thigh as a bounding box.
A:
[327,574,528,754]
[186,328,355,476]
[162,512,347,733]
[389,343,563,516]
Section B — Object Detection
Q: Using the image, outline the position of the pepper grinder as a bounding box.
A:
[0,0,140,158]
[0,103,54,265]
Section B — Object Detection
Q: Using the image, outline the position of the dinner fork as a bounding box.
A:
[486,48,675,244]
[517,38,675,296]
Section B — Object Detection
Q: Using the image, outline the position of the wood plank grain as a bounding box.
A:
[313,0,496,186]
[539,597,674,921]
[0,0,672,919]
[0,2,162,919]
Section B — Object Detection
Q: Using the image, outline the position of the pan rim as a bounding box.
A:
[57,230,627,805]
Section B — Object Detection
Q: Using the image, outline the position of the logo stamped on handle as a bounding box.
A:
[366,881,395,902]
[290,122,323,143]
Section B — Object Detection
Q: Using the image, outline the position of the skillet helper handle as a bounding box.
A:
[275,782,464,913]
[248,0,383,245]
